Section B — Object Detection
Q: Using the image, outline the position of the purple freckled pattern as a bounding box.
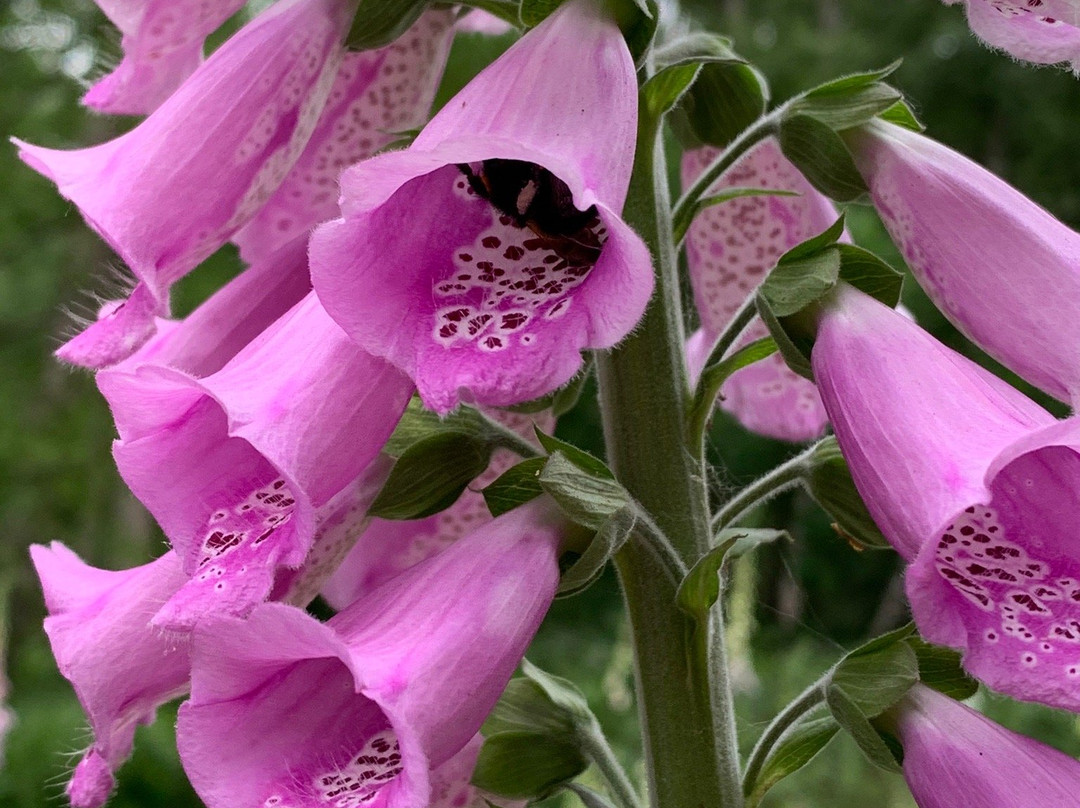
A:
[236,10,455,262]
[959,0,1080,70]
[305,730,403,807]
[431,175,606,354]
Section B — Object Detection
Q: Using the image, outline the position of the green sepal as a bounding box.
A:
[906,636,979,700]
[641,64,702,120]
[687,336,779,444]
[558,505,637,596]
[534,429,615,480]
[825,625,919,772]
[616,0,658,65]
[519,0,562,26]
[482,457,547,517]
[347,0,429,50]
[779,114,868,202]
[799,61,902,98]
[802,437,890,550]
[759,243,841,319]
[472,731,588,800]
[879,99,924,132]
[642,32,750,119]
[539,452,629,531]
[384,397,501,457]
[836,244,903,307]
[789,83,903,132]
[744,706,840,807]
[368,431,491,519]
[756,294,815,381]
[679,61,769,148]
[505,359,592,416]
[677,528,787,618]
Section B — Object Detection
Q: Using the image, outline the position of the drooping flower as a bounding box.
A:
[82,0,246,115]
[177,497,567,808]
[234,9,456,264]
[15,0,353,329]
[893,683,1080,807]
[813,283,1080,711]
[942,0,1080,70]
[322,407,554,608]
[682,140,832,442]
[29,544,191,808]
[310,0,651,413]
[98,293,413,630]
[847,119,1080,406]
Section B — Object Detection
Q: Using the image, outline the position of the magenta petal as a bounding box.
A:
[234,10,455,263]
[178,498,565,808]
[310,0,650,413]
[30,544,191,808]
[960,0,1080,70]
[850,121,1080,405]
[681,141,833,442]
[55,282,164,369]
[15,0,352,304]
[896,684,1080,807]
[82,0,246,115]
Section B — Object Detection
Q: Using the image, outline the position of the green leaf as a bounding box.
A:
[650,31,743,71]
[790,83,903,132]
[837,244,903,308]
[534,429,614,479]
[539,453,629,530]
[678,528,787,617]
[780,214,846,262]
[485,678,578,737]
[756,294,815,381]
[803,437,890,551]
[681,61,769,147]
[558,506,636,596]
[758,246,841,318]
[346,0,429,50]
[800,61,903,98]
[521,659,593,719]
[688,336,779,443]
[825,686,902,772]
[827,625,919,735]
[482,457,547,517]
[368,432,491,519]
[472,731,588,799]
[779,114,868,202]
[906,637,979,700]
[642,64,702,119]
[745,709,840,807]
[878,99,924,132]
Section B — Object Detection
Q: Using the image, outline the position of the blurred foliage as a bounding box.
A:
[3,0,1080,806]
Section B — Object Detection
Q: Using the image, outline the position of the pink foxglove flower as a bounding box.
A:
[82,0,246,115]
[943,0,1080,70]
[15,0,353,335]
[177,498,567,808]
[322,408,554,607]
[235,10,456,263]
[310,0,651,413]
[682,141,832,442]
[848,120,1080,406]
[813,284,1080,711]
[894,684,1080,807]
[30,544,191,808]
[98,293,412,630]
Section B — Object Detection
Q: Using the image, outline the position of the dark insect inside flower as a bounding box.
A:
[457,158,604,267]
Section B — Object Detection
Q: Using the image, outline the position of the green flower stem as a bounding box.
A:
[711,441,824,532]
[741,678,828,800]
[596,99,742,808]
[670,109,783,247]
[578,717,644,808]
[477,412,543,459]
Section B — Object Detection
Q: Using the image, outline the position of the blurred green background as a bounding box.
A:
[3,0,1080,805]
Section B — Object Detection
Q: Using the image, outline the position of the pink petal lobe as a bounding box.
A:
[962,0,1080,70]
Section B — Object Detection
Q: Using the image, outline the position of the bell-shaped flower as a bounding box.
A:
[14,0,353,316]
[322,408,554,607]
[29,543,191,808]
[310,0,651,413]
[176,497,567,808]
[943,0,1080,70]
[682,140,832,442]
[235,9,456,264]
[98,293,413,631]
[847,120,1080,407]
[894,683,1080,807]
[813,283,1080,711]
[82,0,246,115]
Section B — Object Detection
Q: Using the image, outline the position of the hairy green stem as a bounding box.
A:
[597,99,742,808]
[712,441,823,531]
[578,717,644,808]
[741,678,827,799]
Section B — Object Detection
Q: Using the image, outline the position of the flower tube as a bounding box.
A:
[177,498,567,808]
[98,293,413,630]
[310,0,651,413]
[894,684,1080,807]
[82,0,246,115]
[943,0,1080,70]
[812,284,1080,710]
[15,0,353,315]
[847,119,1080,406]
[682,140,832,442]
